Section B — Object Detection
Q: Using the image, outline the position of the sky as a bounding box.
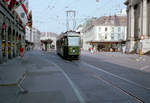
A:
[29,0,126,34]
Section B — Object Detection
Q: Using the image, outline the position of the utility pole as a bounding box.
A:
[66,10,76,31]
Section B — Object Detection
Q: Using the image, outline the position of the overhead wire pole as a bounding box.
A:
[66,11,69,31]
[66,10,76,31]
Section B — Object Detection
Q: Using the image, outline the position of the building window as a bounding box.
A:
[99,27,101,32]
[112,27,114,32]
[118,34,121,39]
[111,33,114,40]
[105,27,107,32]
[105,34,107,39]
[111,36,114,40]
[118,27,121,32]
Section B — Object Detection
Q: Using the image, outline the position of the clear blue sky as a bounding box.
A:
[29,0,126,34]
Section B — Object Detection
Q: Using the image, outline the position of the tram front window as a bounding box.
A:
[68,37,79,46]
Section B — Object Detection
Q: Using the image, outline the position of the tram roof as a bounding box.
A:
[57,31,80,40]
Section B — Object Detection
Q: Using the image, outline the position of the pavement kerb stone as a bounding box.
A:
[0,70,26,87]
[0,83,17,86]
[0,58,27,87]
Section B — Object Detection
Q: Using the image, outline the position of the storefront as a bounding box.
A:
[88,41,125,52]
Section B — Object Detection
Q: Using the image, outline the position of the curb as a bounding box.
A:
[0,83,17,87]
[0,71,26,87]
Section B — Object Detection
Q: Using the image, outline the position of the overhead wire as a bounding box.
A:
[35,0,125,33]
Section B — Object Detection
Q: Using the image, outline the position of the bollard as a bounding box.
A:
[138,50,142,57]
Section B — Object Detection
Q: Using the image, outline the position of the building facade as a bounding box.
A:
[40,32,57,50]
[76,25,84,48]
[0,1,25,63]
[82,16,127,51]
[32,28,41,50]
[125,0,150,53]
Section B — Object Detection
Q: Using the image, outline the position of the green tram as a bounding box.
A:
[56,31,81,59]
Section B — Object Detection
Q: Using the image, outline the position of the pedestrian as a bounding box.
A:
[20,46,24,58]
[91,47,94,54]
[93,47,96,54]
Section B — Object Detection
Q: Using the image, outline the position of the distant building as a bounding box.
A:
[40,32,57,50]
[32,28,41,50]
[81,16,127,52]
[25,27,33,50]
[125,0,150,54]
[25,27,31,43]
[76,25,84,48]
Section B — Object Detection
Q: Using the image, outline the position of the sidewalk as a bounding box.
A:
[0,54,28,103]
[0,51,83,103]
[0,57,26,86]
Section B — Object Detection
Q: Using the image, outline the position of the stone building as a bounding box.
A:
[125,0,150,53]
[40,32,57,50]
[0,1,25,63]
[81,16,127,51]
[32,27,41,50]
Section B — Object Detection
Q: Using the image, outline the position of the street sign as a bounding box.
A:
[140,35,144,40]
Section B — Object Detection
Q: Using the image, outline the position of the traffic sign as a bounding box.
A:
[140,35,144,40]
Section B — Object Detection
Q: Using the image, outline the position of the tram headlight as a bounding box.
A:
[73,49,75,53]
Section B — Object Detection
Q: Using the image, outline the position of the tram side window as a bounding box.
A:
[61,39,64,46]
[59,40,61,47]
[57,40,61,48]
[64,37,68,45]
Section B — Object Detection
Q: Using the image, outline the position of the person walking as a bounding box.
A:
[20,46,24,58]
[90,47,94,54]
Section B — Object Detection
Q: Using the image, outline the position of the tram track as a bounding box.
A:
[81,61,150,92]
[93,74,145,103]
[52,58,147,103]
[76,61,150,103]
[45,52,150,103]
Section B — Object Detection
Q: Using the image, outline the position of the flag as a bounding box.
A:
[27,11,32,29]
[15,0,28,25]
[4,0,11,5]
[10,0,17,9]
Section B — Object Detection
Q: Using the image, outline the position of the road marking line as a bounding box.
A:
[51,62,86,103]
[81,61,150,91]
[140,66,149,70]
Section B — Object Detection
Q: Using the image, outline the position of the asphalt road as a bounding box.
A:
[2,50,150,103]
[44,51,150,103]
